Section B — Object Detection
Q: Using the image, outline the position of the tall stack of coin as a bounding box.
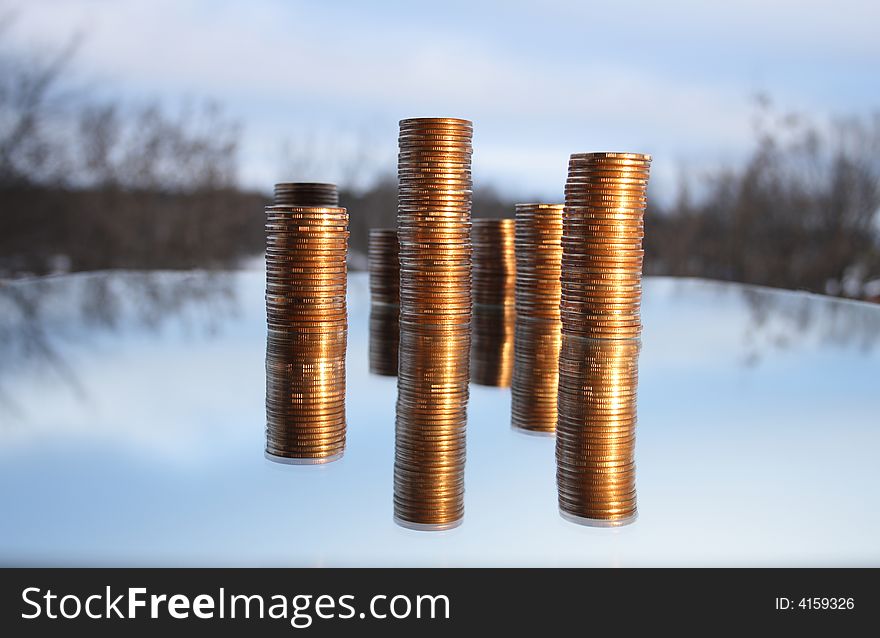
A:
[264,203,349,464]
[471,218,515,387]
[274,182,339,207]
[368,228,400,376]
[510,203,564,434]
[557,152,651,526]
[394,117,473,530]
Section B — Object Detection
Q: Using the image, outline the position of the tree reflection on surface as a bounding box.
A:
[0,271,238,414]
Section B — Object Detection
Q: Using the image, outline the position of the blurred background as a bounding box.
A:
[1,0,878,300]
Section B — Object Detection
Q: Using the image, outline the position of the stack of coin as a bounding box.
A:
[368,228,400,305]
[471,219,515,306]
[274,182,339,207]
[560,153,649,339]
[264,204,349,464]
[394,117,473,530]
[510,203,564,434]
[556,152,651,526]
[471,218,515,387]
[368,228,400,376]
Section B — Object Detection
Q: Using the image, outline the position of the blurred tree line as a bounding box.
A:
[0,17,265,274]
[644,104,880,299]
[1,21,878,299]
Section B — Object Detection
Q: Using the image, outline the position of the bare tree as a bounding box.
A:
[0,12,80,186]
[74,100,239,191]
[0,16,259,276]
[646,104,880,298]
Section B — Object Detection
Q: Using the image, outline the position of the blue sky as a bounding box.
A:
[6,0,880,201]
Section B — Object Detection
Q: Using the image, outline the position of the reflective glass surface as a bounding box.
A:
[1,271,878,565]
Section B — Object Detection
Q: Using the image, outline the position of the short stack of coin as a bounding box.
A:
[556,152,651,526]
[264,203,349,464]
[368,228,400,306]
[510,203,564,435]
[368,228,400,376]
[394,117,473,530]
[274,182,339,207]
[471,218,515,387]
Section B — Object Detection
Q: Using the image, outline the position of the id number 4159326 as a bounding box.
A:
[775,597,854,611]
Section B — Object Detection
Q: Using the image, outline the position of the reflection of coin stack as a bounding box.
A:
[557,152,651,526]
[264,204,349,464]
[273,182,339,207]
[471,218,515,387]
[510,203,564,434]
[368,228,400,376]
[394,117,473,530]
